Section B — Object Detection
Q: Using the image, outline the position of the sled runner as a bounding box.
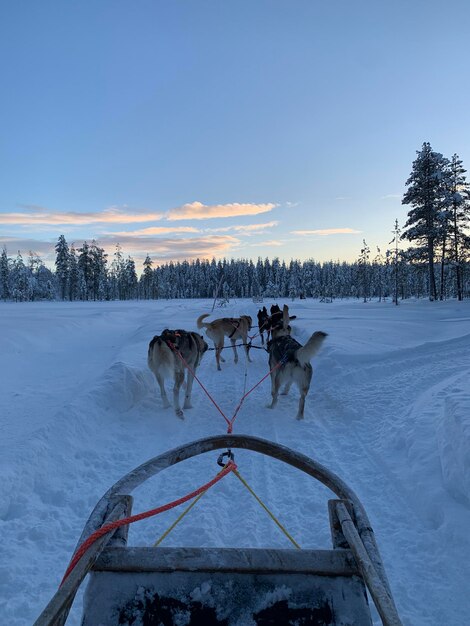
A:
[34,435,402,626]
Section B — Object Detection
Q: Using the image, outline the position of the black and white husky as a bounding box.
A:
[148,329,208,419]
[267,306,327,420]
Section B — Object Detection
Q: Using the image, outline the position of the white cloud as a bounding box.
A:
[167,201,277,221]
[205,221,279,234]
[98,234,240,262]
[0,206,164,226]
[291,228,361,236]
[107,226,199,236]
[250,239,283,247]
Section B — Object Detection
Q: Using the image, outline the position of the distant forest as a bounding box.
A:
[1,142,469,303]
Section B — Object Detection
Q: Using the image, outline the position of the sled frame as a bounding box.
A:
[34,434,402,626]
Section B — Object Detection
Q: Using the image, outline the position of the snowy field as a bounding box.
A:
[1,297,470,625]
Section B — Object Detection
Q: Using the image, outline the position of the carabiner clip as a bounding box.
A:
[217,449,234,467]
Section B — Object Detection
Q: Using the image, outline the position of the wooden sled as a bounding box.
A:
[34,435,402,626]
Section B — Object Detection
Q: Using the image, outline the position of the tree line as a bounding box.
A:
[1,142,469,303]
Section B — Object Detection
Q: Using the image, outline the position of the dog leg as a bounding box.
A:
[296,386,308,420]
[155,372,171,409]
[231,338,238,364]
[244,336,253,362]
[268,371,281,409]
[215,344,223,371]
[280,382,292,396]
[173,370,185,419]
[183,369,194,409]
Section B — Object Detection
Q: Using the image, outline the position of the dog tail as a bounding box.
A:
[148,335,161,360]
[197,313,211,329]
[295,331,328,366]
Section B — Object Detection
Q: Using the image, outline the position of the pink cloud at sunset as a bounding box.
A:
[291,228,361,236]
[205,221,279,234]
[107,226,199,236]
[0,207,164,226]
[166,201,277,221]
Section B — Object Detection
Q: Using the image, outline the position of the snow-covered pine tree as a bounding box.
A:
[402,142,449,301]
[389,219,401,305]
[0,247,10,300]
[110,243,125,300]
[358,239,370,302]
[78,242,93,300]
[124,257,138,299]
[55,235,69,300]
[141,254,153,299]
[371,247,385,301]
[445,154,470,301]
[89,241,108,300]
[11,252,29,301]
[68,245,79,301]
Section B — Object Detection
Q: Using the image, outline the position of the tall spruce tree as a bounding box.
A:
[89,241,108,300]
[358,240,370,302]
[142,255,153,299]
[11,252,29,301]
[77,241,93,299]
[402,142,449,301]
[389,219,401,305]
[446,154,470,300]
[68,245,79,301]
[0,247,10,300]
[55,235,70,300]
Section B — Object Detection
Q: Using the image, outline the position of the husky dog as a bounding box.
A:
[197,313,253,371]
[267,306,327,419]
[148,329,208,419]
[270,303,283,325]
[268,304,297,337]
[257,306,270,345]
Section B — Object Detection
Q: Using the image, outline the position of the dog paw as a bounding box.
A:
[183,403,193,410]
[295,414,304,420]
[175,409,184,419]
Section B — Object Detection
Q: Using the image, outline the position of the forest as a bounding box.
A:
[1,143,469,303]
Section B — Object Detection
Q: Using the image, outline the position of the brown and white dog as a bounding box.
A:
[197,313,253,370]
[267,306,327,419]
[148,329,208,419]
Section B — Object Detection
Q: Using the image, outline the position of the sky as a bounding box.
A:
[1,0,470,270]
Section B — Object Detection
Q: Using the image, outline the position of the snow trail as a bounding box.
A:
[2,299,470,625]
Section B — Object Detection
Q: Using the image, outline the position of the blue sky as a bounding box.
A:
[1,0,469,269]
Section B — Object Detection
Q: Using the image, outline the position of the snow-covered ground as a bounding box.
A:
[1,298,470,625]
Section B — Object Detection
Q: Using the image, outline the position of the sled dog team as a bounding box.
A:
[148,304,327,421]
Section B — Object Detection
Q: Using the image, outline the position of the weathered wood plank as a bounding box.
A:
[92,546,360,576]
[335,501,403,626]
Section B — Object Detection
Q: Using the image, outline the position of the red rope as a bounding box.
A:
[60,460,237,585]
[167,341,232,430]
[229,359,284,428]
[167,340,283,434]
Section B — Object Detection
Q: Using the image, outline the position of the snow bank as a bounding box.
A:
[90,362,154,413]
[2,298,470,625]
[439,389,470,505]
